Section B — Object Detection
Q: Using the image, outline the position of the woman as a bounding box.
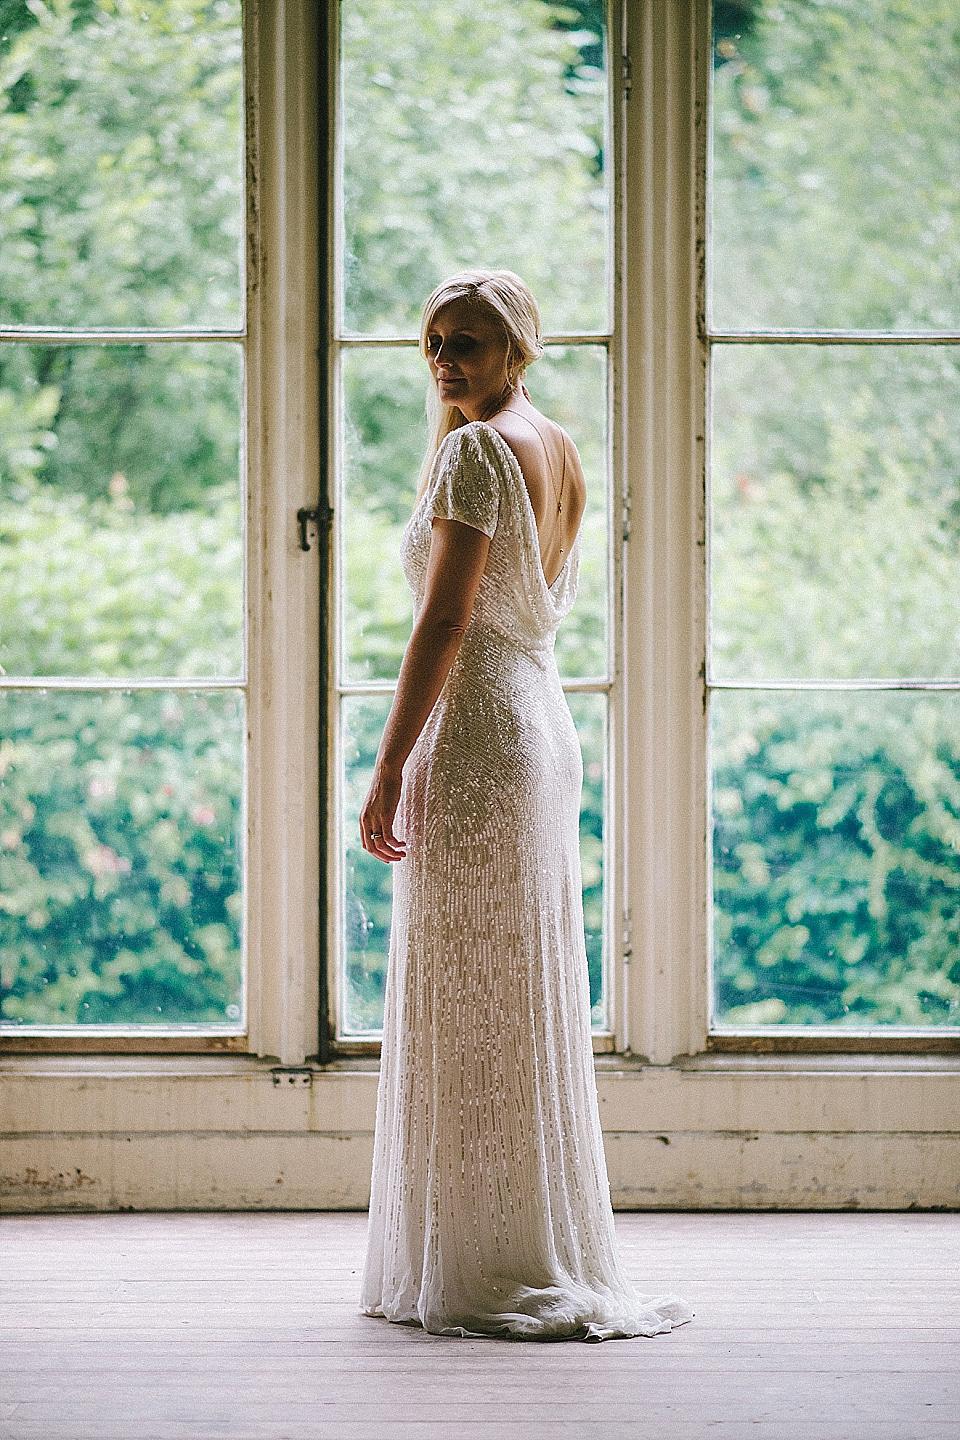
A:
[359,269,692,1341]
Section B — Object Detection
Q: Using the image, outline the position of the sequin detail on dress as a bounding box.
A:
[360,421,693,1341]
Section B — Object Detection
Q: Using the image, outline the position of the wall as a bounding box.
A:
[3,1056,957,1212]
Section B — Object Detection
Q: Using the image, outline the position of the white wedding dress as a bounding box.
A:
[360,421,693,1341]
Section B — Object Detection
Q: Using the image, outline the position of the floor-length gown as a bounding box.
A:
[360,420,693,1341]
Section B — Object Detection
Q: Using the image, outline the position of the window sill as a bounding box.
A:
[3,1050,959,1081]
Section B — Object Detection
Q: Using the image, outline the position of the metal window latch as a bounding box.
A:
[297,501,333,552]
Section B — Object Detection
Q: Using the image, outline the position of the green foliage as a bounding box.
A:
[0,0,243,329]
[0,484,242,677]
[340,0,608,335]
[18,343,243,514]
[0,0,244,1024]
[711,345,960,681]
[4,0,959,1034]
[713,694,960,1026]
[0,687,242,1025]
[711,0,960,330]
[710,0,960,1027]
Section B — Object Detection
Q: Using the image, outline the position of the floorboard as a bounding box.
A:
[1,1211,958,1440]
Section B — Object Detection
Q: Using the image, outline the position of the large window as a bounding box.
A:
[5,0,956,1067]
[332,0,615,1046]
[0,0,247,1042]
[708,0,960,1036]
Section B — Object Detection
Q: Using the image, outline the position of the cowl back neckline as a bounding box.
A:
[467,419,580,602]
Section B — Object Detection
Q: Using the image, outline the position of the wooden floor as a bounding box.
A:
[1,1211,958,1440]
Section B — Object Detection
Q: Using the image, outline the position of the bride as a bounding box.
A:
[359,268,692,1341]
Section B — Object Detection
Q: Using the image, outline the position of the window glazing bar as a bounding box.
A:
[335,333,612,348]
[0,328,246,344]
[0,676,246,691]
[707,677,960,691]
[337,677,614,696]
[708,330,960,346]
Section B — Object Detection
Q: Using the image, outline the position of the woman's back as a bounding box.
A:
[488,402,586,589]
[400,422,582,656]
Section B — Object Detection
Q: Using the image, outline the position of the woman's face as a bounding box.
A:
[425,298,512,422]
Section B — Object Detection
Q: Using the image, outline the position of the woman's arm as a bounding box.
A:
[359,516,491,862]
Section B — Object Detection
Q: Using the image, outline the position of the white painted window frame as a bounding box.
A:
[318,0,713,1068]
[0,0,320,1061]
[615,0,709,1065]
[5,0,956,1074]
[0,0,330,1067]
[3,0,957,1216]
[324,1,622,1058]
[243,0,324,1066]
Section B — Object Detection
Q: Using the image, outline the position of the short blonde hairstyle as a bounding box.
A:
[416,269,544,496]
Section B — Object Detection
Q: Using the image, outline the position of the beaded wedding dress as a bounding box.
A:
[360,421,693,1341]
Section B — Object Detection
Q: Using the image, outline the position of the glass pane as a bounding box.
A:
[0,689,244,1028]
[711,348,960,685]
[340,348,427,686]
[340,0,609,336]
[341,344,608,682]
[710,344,960,681]
[711,689,960,1030]
[341,694,393,1035]
[567,691,608,1028]
[0,0,243,329]
[341,690,609,1034]
[533,347,608,680]
[711,1,960,332]
[0,343,243,679]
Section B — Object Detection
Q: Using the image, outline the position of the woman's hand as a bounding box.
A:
[360,762,406,863]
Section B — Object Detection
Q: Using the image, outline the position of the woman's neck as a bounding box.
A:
[472,382,522,424]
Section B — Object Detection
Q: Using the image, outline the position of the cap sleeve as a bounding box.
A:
[426,425,500,538]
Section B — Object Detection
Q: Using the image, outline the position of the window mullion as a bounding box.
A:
[243,0,323,1067]
[620,0,710,1065]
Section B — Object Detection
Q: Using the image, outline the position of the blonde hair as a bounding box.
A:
[416,269,544,498]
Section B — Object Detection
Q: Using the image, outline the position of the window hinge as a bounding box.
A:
[271,1066,313,1087]
[621,51,632,100]
[622,492,632,542]
[297,501,333,553]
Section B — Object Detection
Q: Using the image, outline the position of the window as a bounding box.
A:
[708,0,960,1044]
[4,0,955,1072]
[330,0,616,1050]
[4,0,955,1213]
[0,0,248,1048]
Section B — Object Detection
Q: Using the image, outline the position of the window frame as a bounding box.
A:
[323,0,624,1058]
[1,0,956,1223]
[0,0,326,1064]
[700,0,960,1057]
[4,0,956,1066]
[321,0,960,1064]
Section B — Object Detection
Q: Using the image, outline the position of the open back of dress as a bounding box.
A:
[360,422,692,1340]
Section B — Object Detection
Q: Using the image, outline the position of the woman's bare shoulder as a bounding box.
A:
[481,413,535,470]
[486,408,578,462]
[485,409,587,523]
